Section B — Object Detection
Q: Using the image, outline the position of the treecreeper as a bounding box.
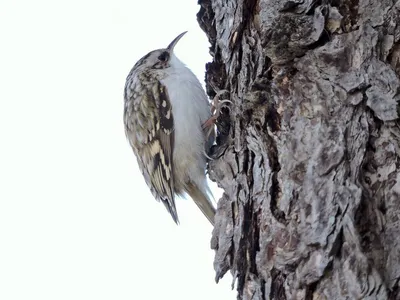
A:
[123,32,218,225]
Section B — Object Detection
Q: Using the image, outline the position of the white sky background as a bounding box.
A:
[0,0,235,299]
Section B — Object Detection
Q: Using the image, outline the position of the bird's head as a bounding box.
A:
[133,31,187,72]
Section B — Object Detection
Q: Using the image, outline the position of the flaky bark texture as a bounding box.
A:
[197,0,400,299]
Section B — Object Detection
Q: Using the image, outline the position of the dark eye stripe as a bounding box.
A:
[158,51,169,62]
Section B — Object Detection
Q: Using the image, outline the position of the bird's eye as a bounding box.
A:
[158,51,169,62]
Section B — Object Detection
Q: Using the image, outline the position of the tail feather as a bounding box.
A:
[186,183,216,225]
[161,198,179,225]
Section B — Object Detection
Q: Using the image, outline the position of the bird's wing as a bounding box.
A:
[124,78,178,223]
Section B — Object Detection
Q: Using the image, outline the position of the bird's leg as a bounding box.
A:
[202,90,231,137]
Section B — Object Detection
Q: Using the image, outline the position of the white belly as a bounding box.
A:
[161,63,211,189]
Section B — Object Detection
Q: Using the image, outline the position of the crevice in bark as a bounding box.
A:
[228,0,257,52]
[304,281,318,300]
[232,46,243,92]
[328,227,344,258]
[387,41,400,76]
[388,279,399,300]
[260,278,266,300]
[265,103,281,133]
[197,0,217,45]
[270,172,285,224]
[265,122,284,223]
[204,47,227,95]
[236,194,257,295]
[335,0,360,30]
[270,268,286,300]
[307,29,331,51]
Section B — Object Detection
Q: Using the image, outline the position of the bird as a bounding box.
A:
[123,31,216,225]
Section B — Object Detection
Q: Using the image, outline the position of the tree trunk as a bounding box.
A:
[197,0,400,299]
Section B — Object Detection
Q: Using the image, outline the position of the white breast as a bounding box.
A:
[160,54,211,187]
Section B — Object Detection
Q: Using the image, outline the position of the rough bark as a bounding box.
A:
[197,0,400,299]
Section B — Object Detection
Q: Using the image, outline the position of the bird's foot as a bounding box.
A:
[202,90,231,133]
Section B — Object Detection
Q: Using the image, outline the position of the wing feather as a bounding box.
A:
[124,76,178,223]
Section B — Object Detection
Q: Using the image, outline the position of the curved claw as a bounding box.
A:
[213,89,229,99]
[202,90,232,140]
[211,99,232,114]
[210,90,229,112]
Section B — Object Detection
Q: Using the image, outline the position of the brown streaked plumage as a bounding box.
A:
[124,32,216,224]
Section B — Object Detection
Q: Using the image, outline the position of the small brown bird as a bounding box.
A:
[123,32,216,225]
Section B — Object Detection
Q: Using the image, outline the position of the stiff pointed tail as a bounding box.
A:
[186,182,216,225]
[161,198,179,225]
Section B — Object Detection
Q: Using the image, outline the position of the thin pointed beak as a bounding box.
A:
[167,31,187,52]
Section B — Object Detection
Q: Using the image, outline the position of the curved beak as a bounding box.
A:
[167,31,187,52]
